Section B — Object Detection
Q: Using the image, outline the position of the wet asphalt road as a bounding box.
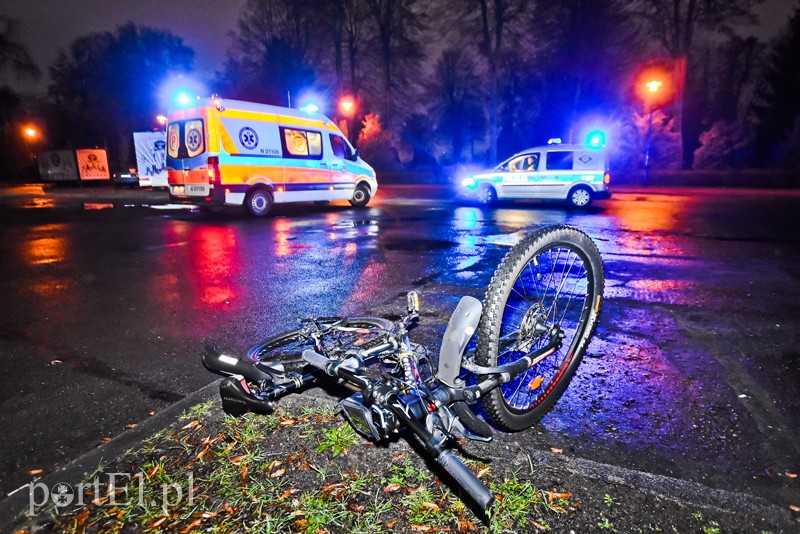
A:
[0,183,798,508]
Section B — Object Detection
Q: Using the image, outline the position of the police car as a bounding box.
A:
[460,138,610,208]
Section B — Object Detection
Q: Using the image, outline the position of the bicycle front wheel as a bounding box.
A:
[476,225,604,431]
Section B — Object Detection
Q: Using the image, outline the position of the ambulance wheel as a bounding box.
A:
[349,184,371,207]
[246,189,273,217]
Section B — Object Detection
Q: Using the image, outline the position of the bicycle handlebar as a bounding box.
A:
[437,450,495,509]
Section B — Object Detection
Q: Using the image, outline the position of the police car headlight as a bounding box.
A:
[461,177,476,189]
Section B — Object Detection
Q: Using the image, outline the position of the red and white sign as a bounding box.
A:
[76,149,110,181]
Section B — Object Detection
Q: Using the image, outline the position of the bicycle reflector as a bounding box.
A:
[407,291,420,314]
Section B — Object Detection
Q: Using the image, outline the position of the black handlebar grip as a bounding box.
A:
[302,350,332,373]
[437,450,495,510]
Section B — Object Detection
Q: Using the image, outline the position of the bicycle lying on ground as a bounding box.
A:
[202,224,604,510]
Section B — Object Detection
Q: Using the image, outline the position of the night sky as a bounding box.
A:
[0,0,797,95]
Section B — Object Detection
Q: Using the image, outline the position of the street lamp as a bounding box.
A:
[643,79,662,186]
[339,97,356,144]
[21,125,40,164]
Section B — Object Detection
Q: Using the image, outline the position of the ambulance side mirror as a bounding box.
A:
[350,149,360,162]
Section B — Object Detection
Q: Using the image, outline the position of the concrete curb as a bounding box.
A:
[0,378,222,531]
[528,449,794,528]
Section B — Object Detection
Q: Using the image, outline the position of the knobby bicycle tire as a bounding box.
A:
[475,225,604,431]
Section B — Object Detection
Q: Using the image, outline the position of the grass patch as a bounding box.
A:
[27,400,580,534]
[316,422,360,456]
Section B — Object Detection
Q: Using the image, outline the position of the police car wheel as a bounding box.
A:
[568,186,592,208]
[477,184,497,205]
[349,184,371,207]
[246,189,273,217]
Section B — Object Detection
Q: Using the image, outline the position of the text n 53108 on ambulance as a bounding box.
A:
[166,95,378,217]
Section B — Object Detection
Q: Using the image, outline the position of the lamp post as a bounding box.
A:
[643,80,662,186]
[21,125,39,164]
[339,97,356,145]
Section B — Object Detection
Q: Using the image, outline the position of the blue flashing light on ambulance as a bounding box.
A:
[460,136,611,208]
[166,95,377,216]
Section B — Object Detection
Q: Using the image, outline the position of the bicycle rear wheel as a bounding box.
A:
[476,225,604,431]
[246,317,393,370]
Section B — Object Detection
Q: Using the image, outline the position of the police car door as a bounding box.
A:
[502,152,540,197]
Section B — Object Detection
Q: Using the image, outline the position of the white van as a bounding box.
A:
[460,142,610,207]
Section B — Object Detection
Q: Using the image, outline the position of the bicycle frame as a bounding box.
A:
[202,294,564,510]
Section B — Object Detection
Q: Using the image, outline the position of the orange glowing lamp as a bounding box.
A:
[339,98,355,115]
[646,80,663,93]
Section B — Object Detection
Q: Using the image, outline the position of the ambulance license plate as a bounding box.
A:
[187,184,209,196]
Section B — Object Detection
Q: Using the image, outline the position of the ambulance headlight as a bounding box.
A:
[461,177,477,189]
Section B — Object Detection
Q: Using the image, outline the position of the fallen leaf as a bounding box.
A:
[392,453,406,461]
[101,437,111,442]
[529,519,549,531]
[477,466,491,479]
[790,504,800,512]
[314,530,330,534]
[74,508,91,526]
[268,460,283,471]
[50,360,62,365]
[125,423,138,429]
[410,525,431,532]
[27,469,44,476]
[150,517,167,528]
[421,502,440,512]
[386,519,399,529]
[181,519,201,533]
[231,455,248,465]
[786,472,797,478]
[294,519,310,529]
[383,483,401,494]
[348,502,365,513]
[181,420,201,431]
[271,468,286,478]
[148,411,157,416]
[550,447,563,454]
[201,511,217,519]
[196,446,210,461]
[546,491,572,502]
[280,489,300,499]
[457,520,476,531]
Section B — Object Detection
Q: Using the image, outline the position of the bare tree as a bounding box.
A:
[466,0,529,163]
[364,0,425,130]
[0,15,39,81]
[631,0,764,167]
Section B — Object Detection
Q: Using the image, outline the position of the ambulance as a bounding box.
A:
[166,96,378,216]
